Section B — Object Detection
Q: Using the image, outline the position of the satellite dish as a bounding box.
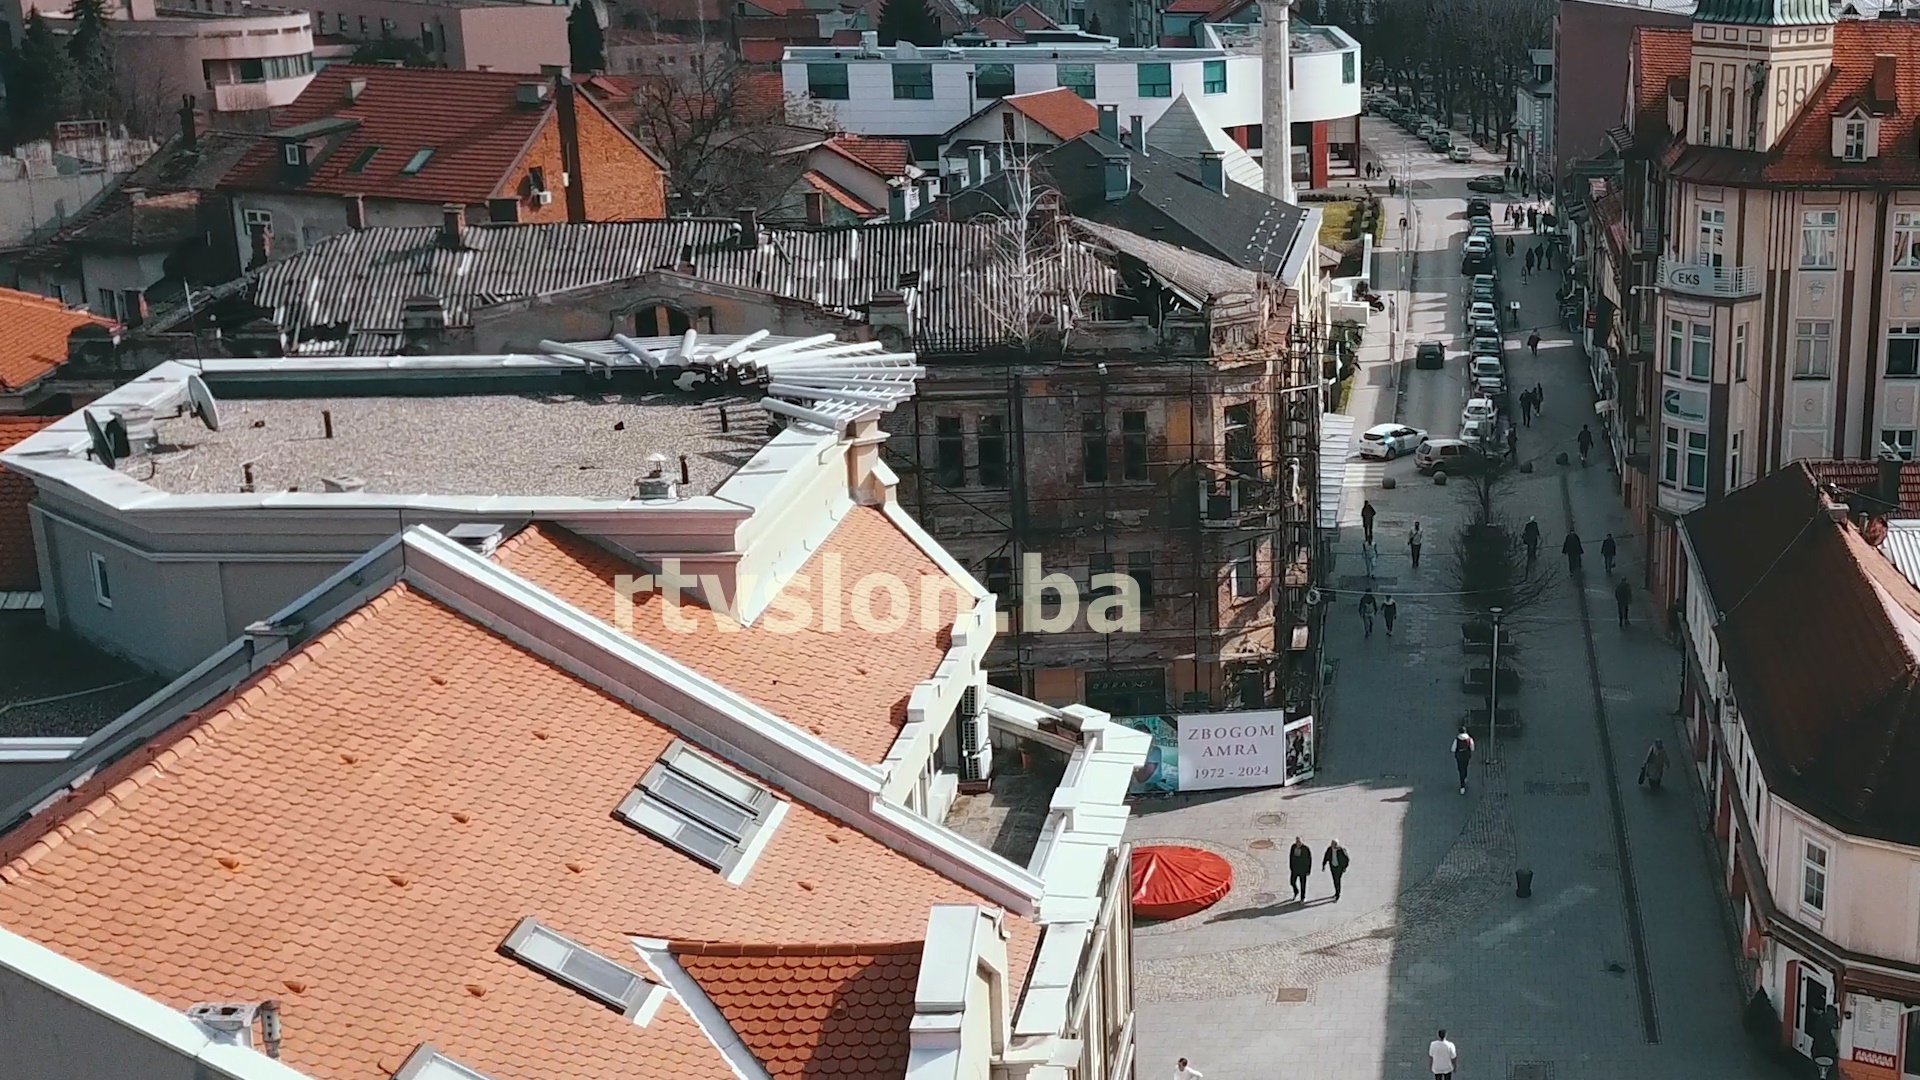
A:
[1305,587,1322,606]
[186,373,222,432]
[102,415,131,460]
[82,410,116,470]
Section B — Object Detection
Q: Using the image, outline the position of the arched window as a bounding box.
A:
[1722,87,1736,146]
[1698,84,1713,143]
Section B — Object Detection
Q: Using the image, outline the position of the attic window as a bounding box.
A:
[616,740,779,876]
[393,1045,497,1080]
[401,147,436,175]
[282,143,304,167]
[346,145,382,173]
[501,917,659,1017]
[1842,119,1868,161]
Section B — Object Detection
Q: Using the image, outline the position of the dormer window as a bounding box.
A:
[282,143,305,167]
[1843,119,1867,161]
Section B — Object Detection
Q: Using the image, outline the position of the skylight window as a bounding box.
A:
[501,917,657,1016]
[346,145,382,173]
[616,740,779,876]
[401,147,435,175]
[393,1044,496,1080]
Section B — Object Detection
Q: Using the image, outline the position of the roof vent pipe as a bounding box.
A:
[1097,103,1119,142]
[888,183,909,222]
[1103,154,1130,201]
[439,204,466,250]
[1199,150,1225,194]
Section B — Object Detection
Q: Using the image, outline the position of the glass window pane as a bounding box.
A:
[624,796,735,864]
[653,770,754,838]
[671,751,767,810]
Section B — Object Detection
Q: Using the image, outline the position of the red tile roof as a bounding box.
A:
[1630,26,1691,146]
[0,417,55,590]
[0,581,1035,1080]
[1683,463,1920,847]
[495,506,972,763]
[1163,0,1217,13]
[672,941,921,1080]
[225,66,562,205]
[804,170,882,217]
[1004,88,1100,141]
[739,38,789,64]
[821,134,914,178]
[967,16,1025,41]
[0,288,115,393]
[1806,459,1920,513]
[1001,3,1057,29]
[828,28,862,44]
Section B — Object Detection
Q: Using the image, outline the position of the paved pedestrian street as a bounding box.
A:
[1127,119,1785,1080]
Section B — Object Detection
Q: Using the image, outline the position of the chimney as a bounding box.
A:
[439,204,466,249]
[675,243,695,274]
[916,175,937,208]
[346,194,366,229]
[1879,450,1905,510]
[122,186,147,203]
[1097,103,1119,142]
[967,145,987,188]
[804,190,827,225]
[1130,113,1145,154]
[1199,150,1225,194]
[859,28,879,54]
[344,77,368,104]
[888,182,909,222]
[178,94,198,149]
[736,206,759,249]
[401,294,447,352]
[1260,0,1294,203]
[554,72,587,223]
[1103,154,1130,201]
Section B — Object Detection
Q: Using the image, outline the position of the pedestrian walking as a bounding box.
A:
[1506,426,1518,460]
[1528,206,1539,231]
[1527,330,1540,356]
[1638,739,1670,790]
[1176,1058,1204,1080]
[1382,594,1398,635]
[1358,590,1377,638]
[1520,392,1533,427]
[1505,235,1515,257]
[1322,839,1351,901]
[1451,728,1475,794]
[1362,538,1379,580]
[1409,521,1424,569]
[1525,249,1535,274]
[1577,423,1595,466]
[1361,498,1377,543]
[1430,1030,1460,1080]
[1563,530,1585,575]
[1533,381,1545,410]
[1288,837,1313,901]
[1508,299,1520,327]
[1601,532,1618,575]
[1615,578,1632,627]
[1522,515,1541,564]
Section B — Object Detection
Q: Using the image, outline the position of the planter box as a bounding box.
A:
[1461,707,1523,736]
[1461,665,1520,695]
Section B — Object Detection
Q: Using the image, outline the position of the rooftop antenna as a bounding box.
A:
[82,410,117,470]
[186,372,223,431]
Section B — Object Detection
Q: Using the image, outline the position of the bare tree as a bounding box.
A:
[1442,454,1557,615]
[631,54,837,216]
[970,154,1087,351]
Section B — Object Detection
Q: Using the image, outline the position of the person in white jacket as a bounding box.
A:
[1429,1030,1459,1080]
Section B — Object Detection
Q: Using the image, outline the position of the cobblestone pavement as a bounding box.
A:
[1128,117,1784,1080]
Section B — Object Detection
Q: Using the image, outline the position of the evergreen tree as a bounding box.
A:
[877,0,941,47]
[66,0,117,120]
[568,0,605,74]
[6,13,78,137]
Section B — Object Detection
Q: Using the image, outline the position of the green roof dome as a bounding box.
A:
[1694,0,1833,25]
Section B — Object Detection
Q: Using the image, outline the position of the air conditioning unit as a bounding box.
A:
[956,685,991,783]
[532,189,553,206]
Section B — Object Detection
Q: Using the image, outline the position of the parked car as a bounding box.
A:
[1471,357,1507,399]
[1416,438,1494,476]
[1470,331,1502,357]
[1466,174,1507,193]
[1418,121,1439,138]
[1471,272,1498,296]
[1466,196,1492,217]
[1415,341,1447,369]
[1358,423,1429,459]
[1461,396,1498,426]
[1449,145,1473,163]
[1429,131,1453,151]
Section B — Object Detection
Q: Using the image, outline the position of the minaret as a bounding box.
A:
[1262,0,1295,203]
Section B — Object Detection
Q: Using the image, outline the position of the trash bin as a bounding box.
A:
[1515,869,1534,899]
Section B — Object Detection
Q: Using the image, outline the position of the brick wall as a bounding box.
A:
[508,101,667,223]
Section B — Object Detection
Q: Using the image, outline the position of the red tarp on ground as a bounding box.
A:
[1130,845,1232,920]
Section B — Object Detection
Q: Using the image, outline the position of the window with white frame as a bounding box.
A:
[1882,428,1917,460]
[1734,323,1748,381]
[1230,539,1258,598]
[1690,322,1713,380]
[1663,426,1681,487]
[1721,87,1735,146]
[1697,83,1713,144]
[1801,209,1839,268]
[616,740,780,876]
[90,552,111,608]
[1686,429,1707,491]
[1795,319,1833,378]
[1801,838,1829,915]
[1699,207,1725,267]
[1894,211,1920,269]
[501,918,659,1016]
[1728,430,1743,489]
[1842,119,1867,161]
[1666,319,1684,376]
[1888,324,1920,377]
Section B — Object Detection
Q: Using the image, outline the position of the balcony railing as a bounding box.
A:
[1658,257,1761,299]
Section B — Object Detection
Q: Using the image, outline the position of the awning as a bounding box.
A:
[1319,411,1355,532]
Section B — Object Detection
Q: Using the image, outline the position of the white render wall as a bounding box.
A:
[1287,45,1360,125]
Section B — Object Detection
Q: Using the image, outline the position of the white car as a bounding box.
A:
[1358,423,1428,460]
[1461,397,1497,428]
[1449,145,1472,163]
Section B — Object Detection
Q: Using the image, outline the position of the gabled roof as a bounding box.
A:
[820,134,915,177]
[64,192,202,251]
[1683,463,1920,847]
[0,417,56,590]
[1002,88,1100,141]
[803,169,883,217]
[0,565,1039,1080]
[1807,458,1920,513]
[1145,94,1263,188]
[495,509,970,764]
[964,15,1025,40]
[739,37,789,63]
[1629,26,1692,149]
[224,66,653,205]
[671,941,921,1080]
[0,288,115,392]
[1002,2,1057,28]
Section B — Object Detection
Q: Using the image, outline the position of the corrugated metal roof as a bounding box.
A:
[1318,411,1352,532]
[240,219,1124,356]
[1881,520,1920,590]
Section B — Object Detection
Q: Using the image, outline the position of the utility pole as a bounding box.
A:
[1486,606,1503,765]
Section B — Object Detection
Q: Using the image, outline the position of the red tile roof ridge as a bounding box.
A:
[669,939,925,957]
[0,582,417,878]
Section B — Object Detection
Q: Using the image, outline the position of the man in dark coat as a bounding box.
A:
[1288,837,1313,901]
[1563,531,1585,575]
[1322,840,1351,901]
